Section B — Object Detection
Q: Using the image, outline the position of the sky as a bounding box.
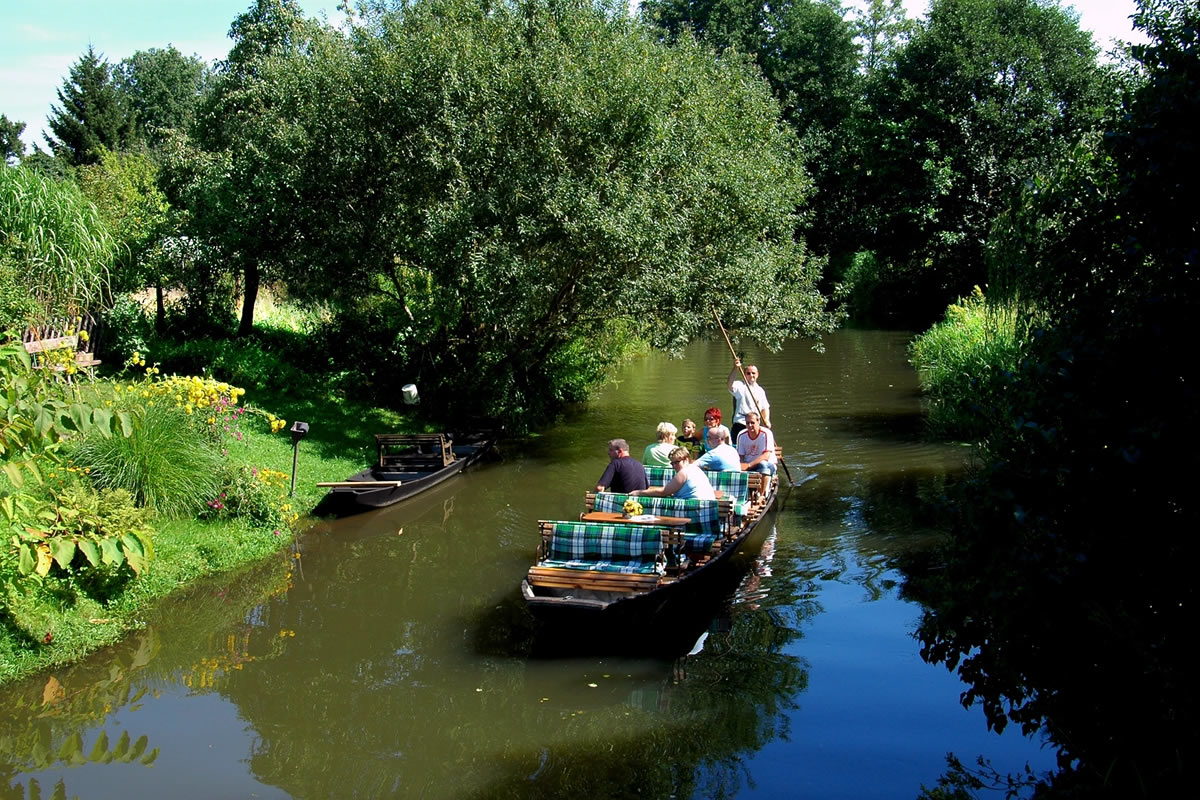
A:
[2,0,1147,154]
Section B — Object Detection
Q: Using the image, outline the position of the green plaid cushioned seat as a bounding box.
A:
[541,521,664,574]
[705,470,750,503]
[644,467,750,513]
[595,493,721,535]
[644,466,674,487]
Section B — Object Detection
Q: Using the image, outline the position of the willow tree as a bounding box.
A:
[170,0,835,421]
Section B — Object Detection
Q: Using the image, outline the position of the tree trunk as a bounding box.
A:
[155,284,165,333]
[238,261,259,337]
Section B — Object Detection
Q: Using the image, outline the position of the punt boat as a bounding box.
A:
[520,463,778,654]
[314,433,492,516]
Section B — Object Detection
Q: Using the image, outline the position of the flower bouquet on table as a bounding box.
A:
[622,499,644,519]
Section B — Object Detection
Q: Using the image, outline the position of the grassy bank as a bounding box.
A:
[1,364,420,687]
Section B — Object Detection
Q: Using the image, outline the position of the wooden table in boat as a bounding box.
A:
[580,512,690,527]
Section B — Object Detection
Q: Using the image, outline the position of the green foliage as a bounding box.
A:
[854,0,916,74]
[857,0,1116,328]
[910,2,1200,796]
[70,403,224,518]
[9,485,154,584]
[168,0,835,426]
[150,333,308,395]
[0,165,114,325]
[0,114,25,162]
[97,294,154,362]
[44,47,136,167]
[76,149,172,296]
[114,46,211,149]
[0,249,40,330]
[201,465,295,532]
[642,0,863,256]
[908,287,1026,440]
[0,341,122,489]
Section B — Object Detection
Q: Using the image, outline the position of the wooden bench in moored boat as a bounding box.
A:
[375,433,453,470]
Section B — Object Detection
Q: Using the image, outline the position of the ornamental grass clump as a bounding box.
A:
[71,403,224,518]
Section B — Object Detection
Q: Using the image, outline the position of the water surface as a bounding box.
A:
[0,331,1051,799]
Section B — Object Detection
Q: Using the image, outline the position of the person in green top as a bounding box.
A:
[642,421,677,467]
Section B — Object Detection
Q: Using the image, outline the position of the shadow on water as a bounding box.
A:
[823,407,931,442]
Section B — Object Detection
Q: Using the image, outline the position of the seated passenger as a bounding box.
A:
[701,407,730,453]
[694,426,741,472]
[631,447,717,501]
[678,418,703,451]
[642,421,678,467]
[736,412,777,475]
[596,439,650,493]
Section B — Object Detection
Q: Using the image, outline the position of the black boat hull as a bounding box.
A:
[314,441,490,516]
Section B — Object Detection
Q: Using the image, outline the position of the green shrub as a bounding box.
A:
[909,286,1028,441]
[834,250,961,330]
[71,404,224,517]
[98,294,154,363]
[201,464,295,532]
[151,336,307,395]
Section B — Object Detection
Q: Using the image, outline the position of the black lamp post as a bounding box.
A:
[289,421,309,497]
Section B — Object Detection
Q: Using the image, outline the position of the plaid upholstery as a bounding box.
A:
[644,466,674,487]
[644,466,750,504]
[541,521,664,574]
[680,532,719,554]
[595,493,721,535]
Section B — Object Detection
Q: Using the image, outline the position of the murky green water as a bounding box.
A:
[1,331,1051,799]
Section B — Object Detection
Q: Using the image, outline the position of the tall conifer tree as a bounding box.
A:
[44,46,136,166]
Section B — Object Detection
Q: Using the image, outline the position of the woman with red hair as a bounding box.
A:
[702,407,731,453]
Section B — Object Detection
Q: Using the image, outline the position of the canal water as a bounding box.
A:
[0,331,1054,799]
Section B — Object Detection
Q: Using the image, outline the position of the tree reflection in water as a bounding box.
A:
[0,550,294,799]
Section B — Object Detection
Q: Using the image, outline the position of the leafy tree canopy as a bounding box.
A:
[167,0,834,422]
[76,149,172,296]
[1,115,25,162]
[859,0,1116,324]
[854,0,915,75]
[641,0,862,255]
[114,46,212,149]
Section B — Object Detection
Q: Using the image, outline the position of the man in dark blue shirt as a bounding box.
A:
[596,439,650,493]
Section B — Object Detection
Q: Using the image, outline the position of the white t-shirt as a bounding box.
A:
[737,427,777,465]
[730,380,769,425]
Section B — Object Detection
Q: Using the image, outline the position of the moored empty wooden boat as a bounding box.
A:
[520,464,778,653]
[314,433,492,516]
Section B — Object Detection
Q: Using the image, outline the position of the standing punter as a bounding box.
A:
[728,357,771,441]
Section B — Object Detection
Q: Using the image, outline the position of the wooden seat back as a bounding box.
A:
[375,433,453,469]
